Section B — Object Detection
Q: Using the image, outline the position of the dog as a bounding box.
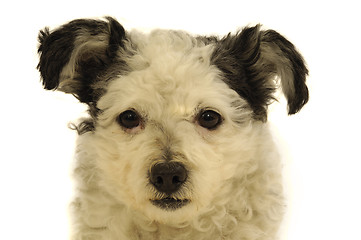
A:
[37,17,308,240]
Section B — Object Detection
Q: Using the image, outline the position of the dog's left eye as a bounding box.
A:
[117,110,140,129]
[198,110,222,130]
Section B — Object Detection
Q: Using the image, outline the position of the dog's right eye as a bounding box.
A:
[117,110,140,129]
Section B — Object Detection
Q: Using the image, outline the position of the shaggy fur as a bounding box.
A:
[37,17,308,240]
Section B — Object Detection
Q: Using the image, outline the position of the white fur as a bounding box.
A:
[70,30,284,240]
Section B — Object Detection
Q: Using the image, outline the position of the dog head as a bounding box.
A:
[38,17,308,224]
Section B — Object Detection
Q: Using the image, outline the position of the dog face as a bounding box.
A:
[92,50,254,223]
[38,17,308,225]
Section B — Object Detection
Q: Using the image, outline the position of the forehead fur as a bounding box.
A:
[125,30,214,74]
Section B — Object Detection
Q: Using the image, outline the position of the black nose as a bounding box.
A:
[149,162,187,195]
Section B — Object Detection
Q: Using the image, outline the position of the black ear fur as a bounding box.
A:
[212,25,309,121]
[37,17,126,103]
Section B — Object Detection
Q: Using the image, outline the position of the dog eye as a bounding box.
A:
[117,110,140,129]
[198,110,222,130]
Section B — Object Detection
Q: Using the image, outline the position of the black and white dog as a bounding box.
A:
[38,17,308,240]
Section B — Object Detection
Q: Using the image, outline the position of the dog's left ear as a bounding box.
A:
[37,17,127,103]
[212,25,309,121]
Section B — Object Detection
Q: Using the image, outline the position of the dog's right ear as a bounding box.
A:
[37,17,127,103]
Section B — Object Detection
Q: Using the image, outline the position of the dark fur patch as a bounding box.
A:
[211,25,309,121]
[37,17,127,103]
[262,30,309,114]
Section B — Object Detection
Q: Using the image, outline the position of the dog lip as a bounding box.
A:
[151,197,190,211]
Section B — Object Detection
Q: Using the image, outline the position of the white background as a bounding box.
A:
[1,0,360,239]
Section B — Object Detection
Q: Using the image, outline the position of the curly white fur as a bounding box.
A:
[70,30,284,240]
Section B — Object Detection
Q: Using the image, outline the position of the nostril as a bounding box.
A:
[172,171,186,184]
[172,176,180,184]
[156,176,163,185]
[150,162,188,194]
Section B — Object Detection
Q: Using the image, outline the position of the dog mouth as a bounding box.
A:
[151,197,190,211]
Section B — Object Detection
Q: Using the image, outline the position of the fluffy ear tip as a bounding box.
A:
[238,24,262,39]
[37,27,50,50]
[42,81,59,90]
[243,23,262,30]
[289,59,310,115]
[38,72,59,90]
[37,29,55,91]
[103,16,124,31]
[287,86,309,115]
[104,16,118,23]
